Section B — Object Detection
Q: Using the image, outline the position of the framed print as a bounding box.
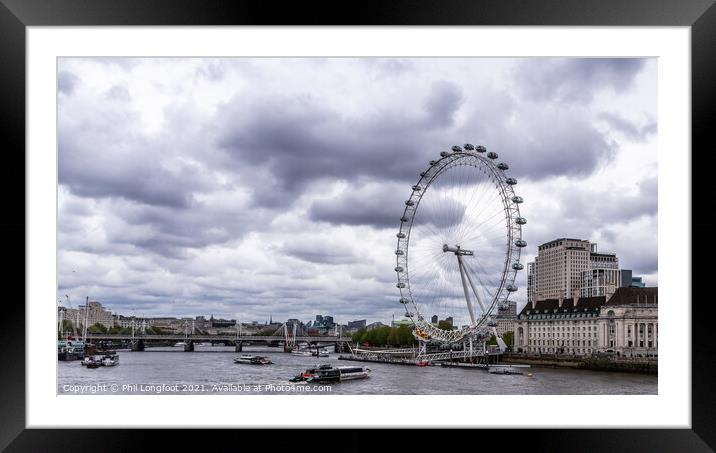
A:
[3,0,715,450]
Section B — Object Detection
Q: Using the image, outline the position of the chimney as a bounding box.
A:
[558,298,563,308]
[573,295,579,306]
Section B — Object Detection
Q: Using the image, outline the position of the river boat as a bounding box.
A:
[487,365,524,375]
[234,355,273,365]
[289,364,370,383]
[291,349,312,356]
[86,360,101,369]
[58,338,85,361]
[100,354,119,367]
[174,341,187,347]
[311,349,330,357]
[81,356,98,366]
[416,360,431,367]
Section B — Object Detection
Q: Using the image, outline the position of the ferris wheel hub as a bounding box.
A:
[442,244,474,256]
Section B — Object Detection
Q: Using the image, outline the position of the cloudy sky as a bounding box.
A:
[57,57,657,324]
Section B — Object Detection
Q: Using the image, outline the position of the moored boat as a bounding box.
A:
[487,365,524,375]
[58,338,86,361]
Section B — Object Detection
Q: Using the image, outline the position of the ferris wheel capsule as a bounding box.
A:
[515,240,527,248]
[497,162,509,170]
[487,152,498,159]
[395,266,404,272]
[397,232,406,238]
[463,143,475,150]
[475,145,487,153]
[429,160,437,166]
[405,200,415,206]
[440,151,450,157]
[506,177,517,185]
[511,196,523,203]
[487,319,498,327]
[451,145,462,152]
[399,298,409,304]
[506,284,518,292]
[512,262,524,270]
[400,215,410,222]
[412,185,422,191]
[396,282,406,288]
[515,217,526,224]
[395,249,404,255]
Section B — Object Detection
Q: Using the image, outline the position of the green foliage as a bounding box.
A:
[487,335,498,345]
[87,323,108,334]
[502,331,514,347]
[437,320,454,330]
[352,325,417,347]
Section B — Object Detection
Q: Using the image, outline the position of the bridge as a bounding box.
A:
[82,322,352,352]
[86,333,352,352]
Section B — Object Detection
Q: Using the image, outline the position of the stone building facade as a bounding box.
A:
[513,287,658,358]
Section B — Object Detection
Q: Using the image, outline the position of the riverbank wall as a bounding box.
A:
[501,354,657,374]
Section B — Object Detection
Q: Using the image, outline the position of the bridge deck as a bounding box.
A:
[85,334,351,342]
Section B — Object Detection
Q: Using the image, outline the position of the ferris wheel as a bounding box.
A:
[395,144,526,344]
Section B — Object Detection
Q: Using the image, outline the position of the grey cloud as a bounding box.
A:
[598,112,657,141]
[105,84,131,101]
[309,183,405,228]
[514,58,647,103]
[423,80,464,127]
[58,109,215,209]
[58,71,79,95]
[460,103,615,180]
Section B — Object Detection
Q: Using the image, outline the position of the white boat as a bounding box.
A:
[100,354,119,367]
[174,341,187,347]
[291,350,312,356]
[80,356,97,366]
[337,366,370,380]
[488,365,525,375]
[234,355,273,365]
[290,365,370,383]
[311,349,330,357]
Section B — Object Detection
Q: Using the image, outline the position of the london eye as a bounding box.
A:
[395,144,525,344]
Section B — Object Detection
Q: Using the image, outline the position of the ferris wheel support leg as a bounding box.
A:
[418,340,427,359]
[461,259,487,314]
[457,255,477,324]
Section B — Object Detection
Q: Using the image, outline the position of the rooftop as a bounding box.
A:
[606,287,658,305]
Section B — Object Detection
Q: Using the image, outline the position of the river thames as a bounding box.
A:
[58,345,657,395]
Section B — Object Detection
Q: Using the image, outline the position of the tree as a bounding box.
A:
[486,335,498,345]
[87,323,108,334]
[502,331,514,347]
[438,320,453,331]
[352,328,367,344]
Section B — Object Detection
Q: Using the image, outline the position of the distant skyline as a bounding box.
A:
[58,57,657,324]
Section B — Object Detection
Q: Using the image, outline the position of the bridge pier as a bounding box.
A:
[334,342,342,353]
[131,339,145,352]
[184,340,194,352]
[283,345,294,353]
[235,341,242,352]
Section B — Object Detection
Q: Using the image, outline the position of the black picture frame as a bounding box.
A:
[2,0,713,450]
